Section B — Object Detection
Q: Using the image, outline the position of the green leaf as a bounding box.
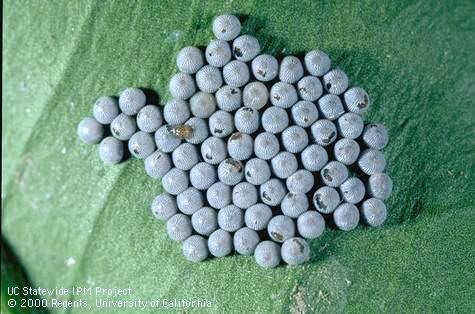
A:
[1,238,49,314]
[2,0,474,313]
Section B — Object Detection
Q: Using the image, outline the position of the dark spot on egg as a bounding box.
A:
[322,131,336,144]
[233,47,243,58]
[357,101,367,109]
[262,191,271,201]
[314,193,326,211]
[271,231,283,241]
[294,238,305,253]
[226,159,242,172]
[323,168,333,182]
[230,132,242,141]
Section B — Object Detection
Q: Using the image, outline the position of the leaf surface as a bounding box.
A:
[3,1,475,313]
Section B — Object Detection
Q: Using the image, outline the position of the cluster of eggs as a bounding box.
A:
[77,15,392,268]
[77,87,163,164]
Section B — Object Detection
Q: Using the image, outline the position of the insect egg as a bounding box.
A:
[166,124,193,139]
